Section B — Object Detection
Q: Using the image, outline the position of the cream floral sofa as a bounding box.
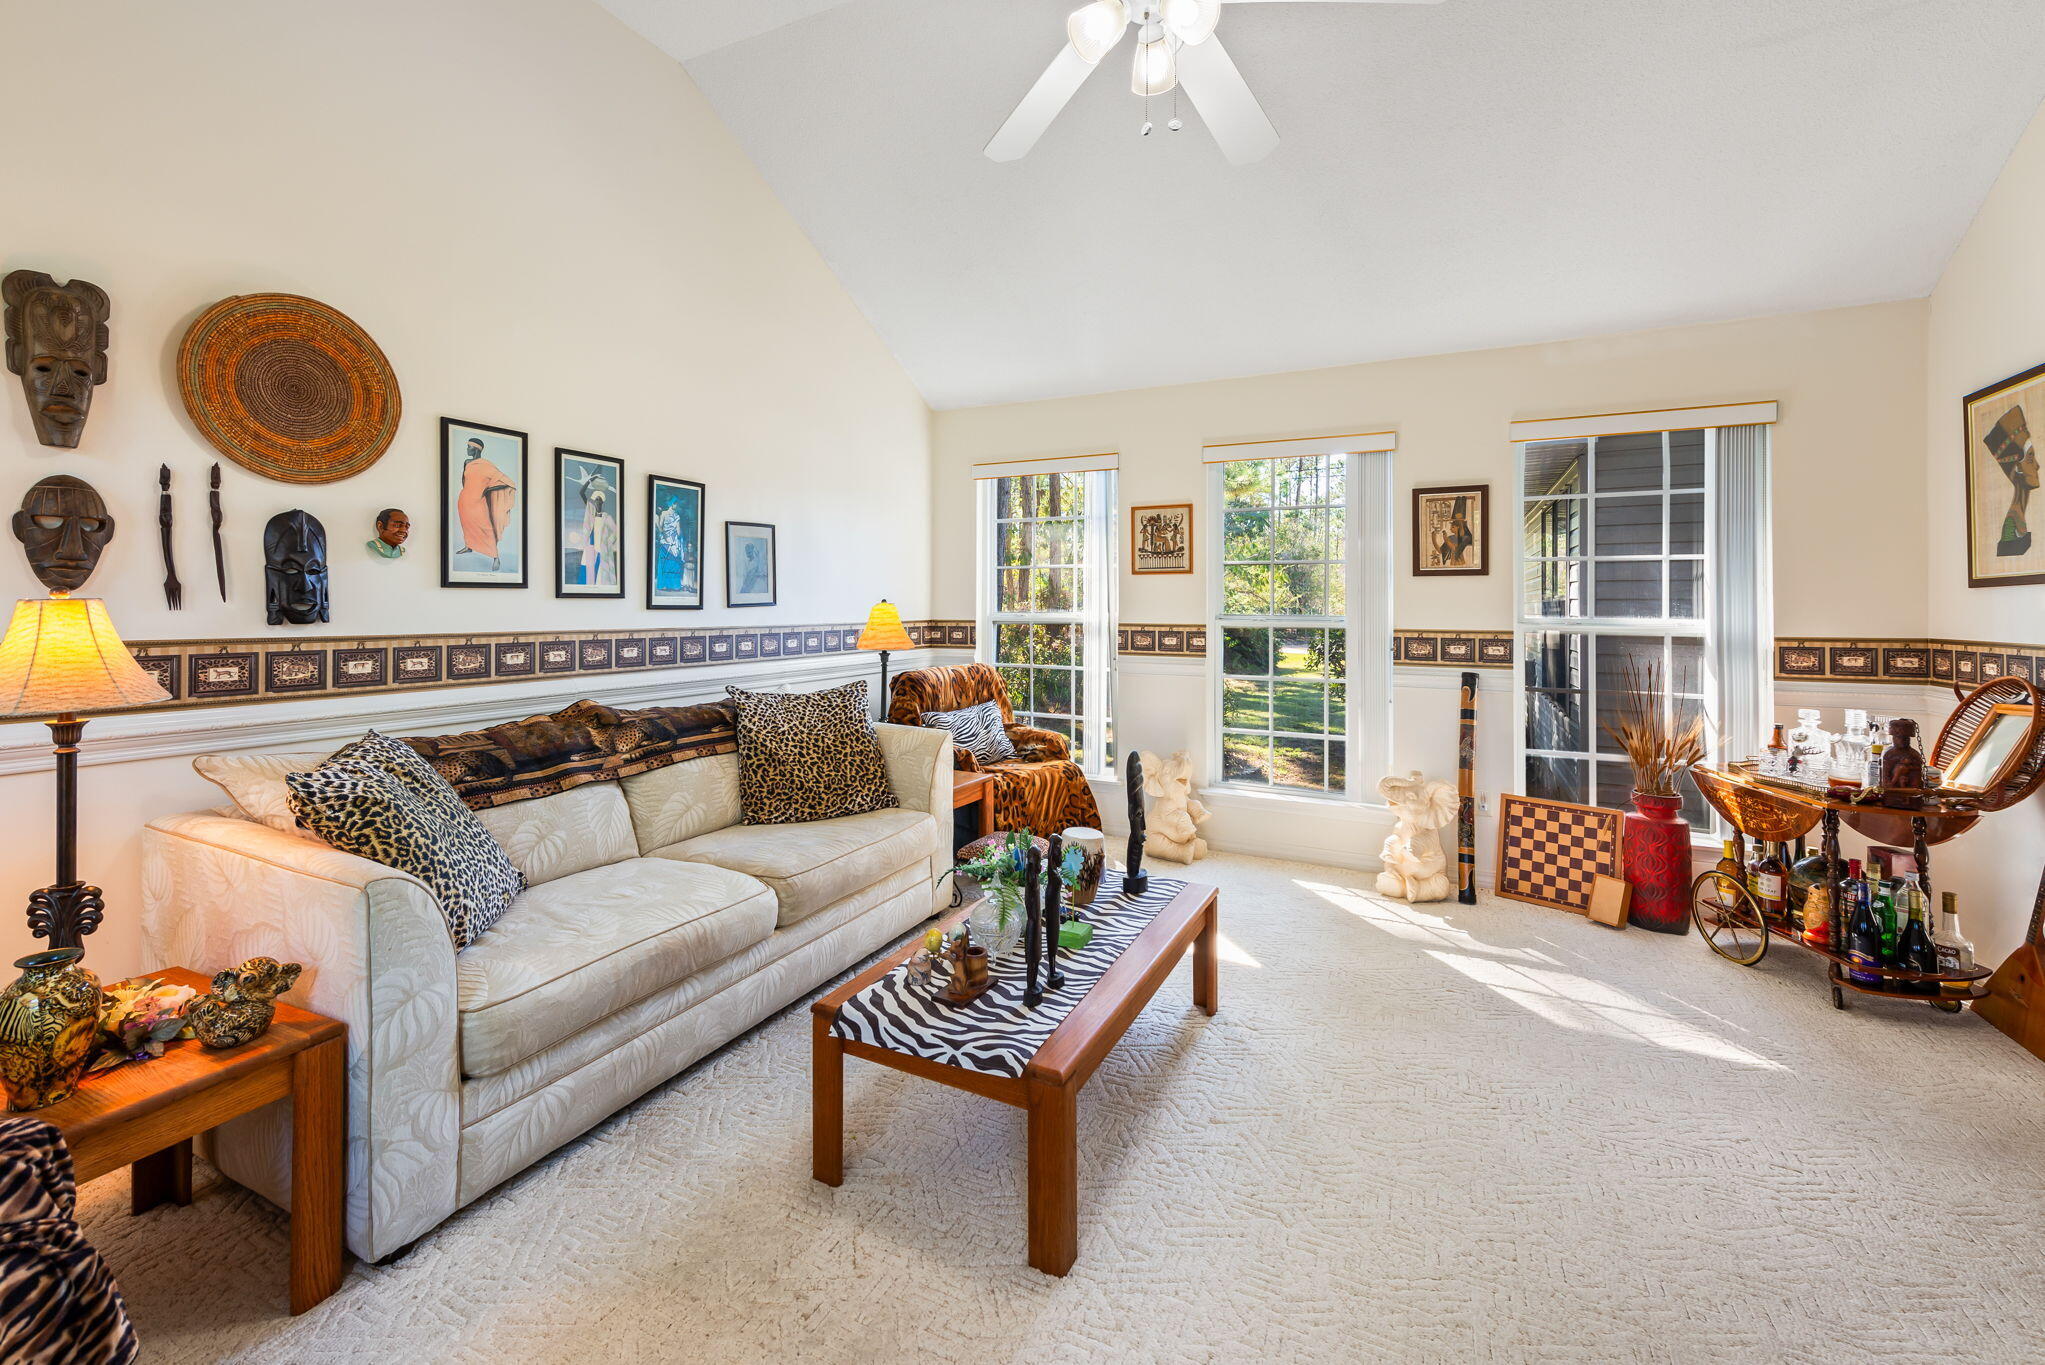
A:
[139,721,949,1262]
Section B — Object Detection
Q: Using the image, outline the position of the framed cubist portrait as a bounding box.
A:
[1130,503,1194,574]
[440,417,528,588]
[725,521,777,607]
[556,448,625,598]
[646,474,705,610]
[1412,484,1489,577]
[1964,361,2045,588]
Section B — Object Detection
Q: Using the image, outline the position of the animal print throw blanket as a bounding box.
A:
[404,698,737,810]
[0,1119,137,1365]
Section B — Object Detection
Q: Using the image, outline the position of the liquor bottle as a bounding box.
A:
[1938,892,1977,998]
[1766,723,1789,776]
[1844,868,1884,986]
[1716,838,1742,888]
[1871,872,1898,965]
[1756,844,1789,920]
[1897,881,1939,994]
[1865,733,1887,790]
[1802,875,1834,950]
[1790,845,1828,912]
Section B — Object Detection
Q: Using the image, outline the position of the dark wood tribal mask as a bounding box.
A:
[12,475,114,594]
[2,271,110,449]
[264,509,329,625]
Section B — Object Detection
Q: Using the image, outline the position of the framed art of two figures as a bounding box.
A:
[435,418,773,607]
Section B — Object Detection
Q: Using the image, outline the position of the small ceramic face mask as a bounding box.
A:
[12,475,114,594]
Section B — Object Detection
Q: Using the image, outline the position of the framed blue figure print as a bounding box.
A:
[647,474,705,609]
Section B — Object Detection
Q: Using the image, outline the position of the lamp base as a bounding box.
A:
[25,882,105,953]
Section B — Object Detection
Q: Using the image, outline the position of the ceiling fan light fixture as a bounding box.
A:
[1162,0,1221,46]
[1131,34,1177,96]
[1066,0,1130,65]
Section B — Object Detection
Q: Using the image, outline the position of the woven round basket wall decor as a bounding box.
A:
[176,293,402,484]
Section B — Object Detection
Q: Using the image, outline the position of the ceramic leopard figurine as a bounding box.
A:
[188,957,303,1050]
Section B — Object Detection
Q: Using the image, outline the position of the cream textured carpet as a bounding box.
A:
[76,853,2045,1363]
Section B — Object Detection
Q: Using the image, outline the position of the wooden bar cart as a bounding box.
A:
[1687,676,2045,1012]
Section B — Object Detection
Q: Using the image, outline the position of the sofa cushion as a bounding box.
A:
[651,807,933,927]
[286,736,526,951]
[456,857,775,1077]
[728,682,897,826]
[473,784,638,887]
[621,752,742,852]
[921,701,1017,764]
[192,749,334,831]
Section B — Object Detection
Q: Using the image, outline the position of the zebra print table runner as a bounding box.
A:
[830,872,1187,1079]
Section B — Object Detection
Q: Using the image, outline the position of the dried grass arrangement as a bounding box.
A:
[1601,659,1705,797]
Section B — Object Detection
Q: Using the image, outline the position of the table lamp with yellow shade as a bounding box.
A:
[856,599,914,718]
[0,596,170,953]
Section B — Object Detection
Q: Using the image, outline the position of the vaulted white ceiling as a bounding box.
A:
[598,0,2045,409]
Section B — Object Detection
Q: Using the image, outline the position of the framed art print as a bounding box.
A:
[725,521,776,607]
[1130,503,1193,574]
[1413,484,1488,576]
[440,417,528,588]
[647,474,705,610]
[1964,360,2045,588]
[556,448,625,598]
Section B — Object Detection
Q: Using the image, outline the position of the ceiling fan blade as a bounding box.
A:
[1175,36,1280,164]
[985,44,1100,162]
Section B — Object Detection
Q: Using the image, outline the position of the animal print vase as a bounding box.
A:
[0,948,103,1110]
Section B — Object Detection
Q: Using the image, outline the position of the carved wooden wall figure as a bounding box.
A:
[2,271,110,449]
[368,508,409,559]
[264,510,330,625]
[12,476,114,594]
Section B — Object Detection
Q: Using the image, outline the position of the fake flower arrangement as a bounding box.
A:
[83,978,198,1077]
[954,832,1088,933]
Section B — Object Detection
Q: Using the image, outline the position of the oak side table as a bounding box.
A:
[32,966,347,1314]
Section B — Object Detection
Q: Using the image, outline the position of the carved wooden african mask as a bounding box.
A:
[12,475,114,594]
[264,510,329,625]
[2,271,110,449]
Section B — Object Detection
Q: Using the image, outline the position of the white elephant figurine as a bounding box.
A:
[1375,771,1459,903]
[1139,749,1209,864]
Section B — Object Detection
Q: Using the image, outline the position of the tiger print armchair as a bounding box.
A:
[888,663,1103,839]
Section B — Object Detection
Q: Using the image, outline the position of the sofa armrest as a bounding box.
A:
[875,723,951,904]
[1005,723,1072,763]
[139,811,460,1261]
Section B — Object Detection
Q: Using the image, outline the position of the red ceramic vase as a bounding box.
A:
[1623,791,1692,934]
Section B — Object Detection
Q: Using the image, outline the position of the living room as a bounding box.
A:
[2,0,2043,1360]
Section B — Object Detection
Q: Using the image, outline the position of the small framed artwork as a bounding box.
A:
[1963,360,2045,588]
[555,448,625,598]
[1412,484,1489,577]
[646,474,705,610]
[725,520,776,607]
[439,417,528,588]
[1130,503,1193,574]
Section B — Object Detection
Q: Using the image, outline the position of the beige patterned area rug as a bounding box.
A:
[78,853,2045,1363]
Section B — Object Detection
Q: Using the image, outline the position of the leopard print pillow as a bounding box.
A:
[727,681,899,826]
[286,742,527,950]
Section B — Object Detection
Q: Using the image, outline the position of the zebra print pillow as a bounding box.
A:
[286,735,526,950]
[921,701,1017,764]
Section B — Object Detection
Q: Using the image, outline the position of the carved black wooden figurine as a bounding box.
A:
[1124,750,1149,895]
[2,270,110,449]
[1043,832,1066,991]
[158,465,181,609]
[1023,844,1045,1009]
[264,510,330,625]
[12,476,113,594]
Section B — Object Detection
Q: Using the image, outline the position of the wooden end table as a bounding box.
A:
[34,967,347,1314]
[952,770,996,842]
[812,879,1218,1276]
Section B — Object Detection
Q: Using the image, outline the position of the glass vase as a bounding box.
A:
[970,884,1027,959]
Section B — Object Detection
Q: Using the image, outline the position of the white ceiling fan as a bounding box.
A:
[986,0,1445,165]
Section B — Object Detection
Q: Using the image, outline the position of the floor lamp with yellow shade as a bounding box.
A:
[0,596,170,953]
[856,599,914,717]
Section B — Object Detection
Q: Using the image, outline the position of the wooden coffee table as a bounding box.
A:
[34,966,347,1314]
[812,878,1218,1276]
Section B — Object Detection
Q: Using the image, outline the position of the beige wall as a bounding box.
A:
[0,0,932,976]
[1924,104,2045,966]
[934,303,1930,868]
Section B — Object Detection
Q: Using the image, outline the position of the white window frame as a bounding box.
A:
[975,470,1119,777]
[1512,425,1772,835]
[1205,449,1392,802]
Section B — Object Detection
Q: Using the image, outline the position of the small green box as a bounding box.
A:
[1058,920,1094,951]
